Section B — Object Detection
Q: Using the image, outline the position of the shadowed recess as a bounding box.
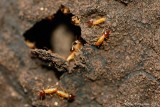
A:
[23,5,86,58]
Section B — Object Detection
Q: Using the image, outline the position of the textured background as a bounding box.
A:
[0,0,160,107]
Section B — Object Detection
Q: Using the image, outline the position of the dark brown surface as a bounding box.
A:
[0,0,160,107]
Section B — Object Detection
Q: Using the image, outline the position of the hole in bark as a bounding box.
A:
[23,5,86,58]
[23,5,86,79]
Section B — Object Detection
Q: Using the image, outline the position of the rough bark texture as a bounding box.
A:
[0,0,160,107]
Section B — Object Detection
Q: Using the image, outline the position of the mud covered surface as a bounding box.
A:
[0,0,160,107]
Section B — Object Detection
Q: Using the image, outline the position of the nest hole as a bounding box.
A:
[23,5,85,58]
[23,5,87,79]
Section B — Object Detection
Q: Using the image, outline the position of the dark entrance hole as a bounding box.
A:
[23,5,86,79]
[23,5,86,58]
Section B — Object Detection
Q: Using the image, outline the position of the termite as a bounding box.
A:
[66,51,76,62]
[60,5,70,14]
[38,87,58,99]
[95,30,111,47]
[25,40,35,49]
[38,87,75,101]
[56,90,75,101]
[71,16,80,25]
[87,17,106,27]
[71,40,83,51]
[66,40,83,62]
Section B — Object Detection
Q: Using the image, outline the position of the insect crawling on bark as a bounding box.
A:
[87,17,106,27]
[38,87,57,100]
[38,87,75,101]
[60,5,70,14]
[66,40,83,62]
[95,30,111,47]
[71,16,80,26]
[25,40,35,49]
[56,90,75,101]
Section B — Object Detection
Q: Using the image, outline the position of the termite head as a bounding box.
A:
[86,19,93,27]
[60,5,70,14]
[67,94,75,102]
[70,40,82,52]
[103,30,111,38]
[38,90,45,100]
[71,16,80,25]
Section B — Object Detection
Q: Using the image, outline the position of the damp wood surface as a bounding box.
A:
[0,0,160,107]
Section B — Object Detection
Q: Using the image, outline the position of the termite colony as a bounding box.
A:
[24,5,110,62]
[24,5,111,101]
[66,17,110,62]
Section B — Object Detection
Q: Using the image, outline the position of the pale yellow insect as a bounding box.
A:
[95,30,111,47]
[60,5,70,14]
[56,90,74,100]
[25,40,35,49]
[66,40,82,62]
[71,16,80,25]
[38,87,74,101]
[87,17,106,27]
